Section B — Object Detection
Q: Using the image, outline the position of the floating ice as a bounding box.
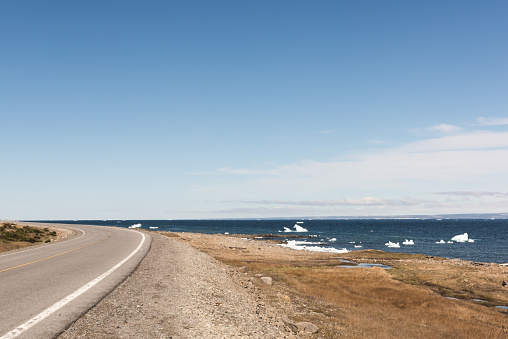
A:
[283,224,308,232]
[149,226,158,229]
[329,238,337,242]
[402,239,414,245]
[354,245,363,248]
[436,240,446,244]
[294,224,308,232]
[279,240,349,253]
[385,241,400,248]
[451,233,469,242]
[224,232,229,235]
[128,223,142,229]
[296,221,304,224]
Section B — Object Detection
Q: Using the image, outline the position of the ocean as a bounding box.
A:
[35,219,508,264]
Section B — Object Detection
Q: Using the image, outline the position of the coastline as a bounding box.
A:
[59,230,508,338]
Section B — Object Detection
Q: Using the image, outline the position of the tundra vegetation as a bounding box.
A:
[0,223,59,252]
[168,232,508,339]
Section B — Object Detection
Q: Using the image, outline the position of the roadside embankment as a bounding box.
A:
[58,232,294,338]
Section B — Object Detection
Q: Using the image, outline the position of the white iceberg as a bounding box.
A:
[128,223,142,229]
[329,238,337,242]
[436,240,446,244]
[385,241,400,248]
[451,233,469,242]
[282,224,308,232]
[293,224,308,232]
[402,239,414,245]
[354,245,363,248]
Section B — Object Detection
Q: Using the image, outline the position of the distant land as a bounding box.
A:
[169,213,508,221]
[19,213,508,222]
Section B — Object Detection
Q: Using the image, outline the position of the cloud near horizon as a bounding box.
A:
[434,191,508,198]
[195,126,508,216]
[241,197,436,207]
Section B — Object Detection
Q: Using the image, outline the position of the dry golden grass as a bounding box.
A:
[170,232,508,338]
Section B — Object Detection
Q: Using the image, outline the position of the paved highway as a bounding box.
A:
[0,223,151,339]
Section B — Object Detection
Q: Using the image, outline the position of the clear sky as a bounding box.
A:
[1,1,507,220]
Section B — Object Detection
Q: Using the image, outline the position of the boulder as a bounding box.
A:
[260,276,273,286]
[281,316,298,334]
[296,322,319,334]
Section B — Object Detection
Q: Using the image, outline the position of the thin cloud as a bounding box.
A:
[318,130,335,134]
[434,191,508,198]
[399,130,508,152]
[243,197,435,207]
[430,123,462,134]
[477,117,508,126]
[410,123,462,135]
[367,139,387,144]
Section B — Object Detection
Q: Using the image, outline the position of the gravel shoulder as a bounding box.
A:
[58,232,294,339]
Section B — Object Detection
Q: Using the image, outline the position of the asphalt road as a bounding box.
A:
[0,222,151,339]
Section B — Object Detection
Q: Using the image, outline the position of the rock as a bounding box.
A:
[281,316,298,334]
[502,280,507,287]
[260,276,273,286]
[238,266,248,273]
[296,321,319,334]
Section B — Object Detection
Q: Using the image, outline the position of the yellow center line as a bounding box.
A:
[0,232,111,274]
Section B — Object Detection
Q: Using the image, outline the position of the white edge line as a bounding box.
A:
[1,231,146,339]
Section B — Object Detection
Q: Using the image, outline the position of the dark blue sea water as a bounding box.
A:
[35,219,508,264]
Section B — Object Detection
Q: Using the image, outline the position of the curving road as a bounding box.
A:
[0,222,151,339]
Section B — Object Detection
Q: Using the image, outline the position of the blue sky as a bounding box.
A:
[1,1,507,219]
